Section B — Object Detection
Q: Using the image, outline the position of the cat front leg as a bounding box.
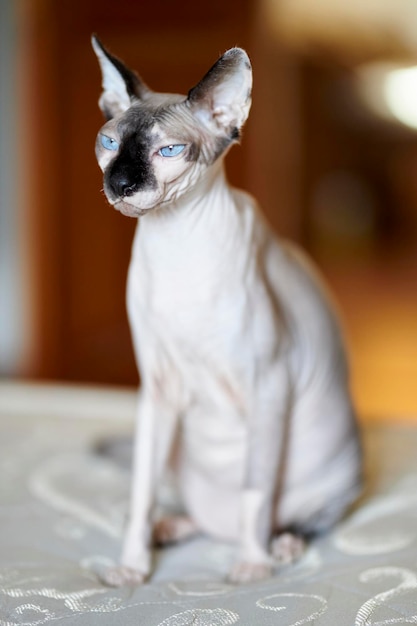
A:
[229,361,292,583]
[102,389,179,587]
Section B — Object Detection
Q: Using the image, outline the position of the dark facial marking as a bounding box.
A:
[105,134,157,199]
[209,126,241,164]
[186,142,200,162]
[104,107,158,200]
[211,136,233,164]
[230,127,240,141]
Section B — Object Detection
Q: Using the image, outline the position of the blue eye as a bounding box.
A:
[159,144,186,158]
[101,134,119,151]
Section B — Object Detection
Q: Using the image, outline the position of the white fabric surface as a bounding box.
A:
[1,383,417,625]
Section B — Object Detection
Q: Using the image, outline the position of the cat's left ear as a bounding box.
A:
[92,35,150,119]
[187,48,252,137]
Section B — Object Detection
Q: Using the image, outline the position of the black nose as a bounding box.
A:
[109,175,137,198]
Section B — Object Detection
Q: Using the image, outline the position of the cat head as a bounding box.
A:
[92,36,252,217]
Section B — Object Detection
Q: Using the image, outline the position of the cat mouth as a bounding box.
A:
[114,199,156,218]
[113,192,174,217]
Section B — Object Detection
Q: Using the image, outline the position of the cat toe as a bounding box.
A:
[228,560,273,584]
[99,565,147,587]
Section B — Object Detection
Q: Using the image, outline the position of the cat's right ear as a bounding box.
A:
[92,35,150,119]
[187,48,252,138]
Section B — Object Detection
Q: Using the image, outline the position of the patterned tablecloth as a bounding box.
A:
[1,383,417,625]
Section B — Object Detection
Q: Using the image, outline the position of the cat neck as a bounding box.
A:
[130,159,255,274]
[137,160,238,237]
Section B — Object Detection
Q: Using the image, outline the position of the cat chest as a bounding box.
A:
[148,327,249,481]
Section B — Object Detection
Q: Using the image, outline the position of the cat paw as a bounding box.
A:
[271,532,305,565]
[153,515,198,546]
[99,565,147,587]
[228,560,273,584]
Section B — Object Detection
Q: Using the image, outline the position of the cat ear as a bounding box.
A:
[92,35,150,119]
[187,48,252,136]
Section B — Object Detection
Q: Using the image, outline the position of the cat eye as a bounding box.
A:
[158,144,186,158]
[100,134,119,151]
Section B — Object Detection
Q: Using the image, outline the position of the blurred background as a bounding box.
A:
[1,0,416,420]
